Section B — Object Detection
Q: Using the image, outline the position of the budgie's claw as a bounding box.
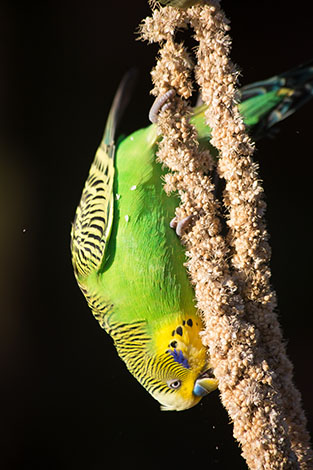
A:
[170,217,177,228]
[149,89,176,124]
[170,215,193,237]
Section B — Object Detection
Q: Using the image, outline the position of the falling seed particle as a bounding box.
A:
[22,228,27,233]
[115,194,120,200]
[125,215,129,222]
[130,185,137,191]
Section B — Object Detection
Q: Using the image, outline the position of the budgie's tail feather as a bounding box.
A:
[240,59,313,139]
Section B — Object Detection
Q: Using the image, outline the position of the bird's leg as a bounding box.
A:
[170,215,193,237]
[149,89,176,124]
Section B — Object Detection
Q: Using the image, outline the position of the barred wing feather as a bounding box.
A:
[71,70,136,280]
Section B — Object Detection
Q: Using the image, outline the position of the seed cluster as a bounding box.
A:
[140,2,313,469]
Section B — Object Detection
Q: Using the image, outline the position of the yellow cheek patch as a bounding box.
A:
[152,314,207,371]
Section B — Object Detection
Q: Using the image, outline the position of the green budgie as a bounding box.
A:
[71,62,313,411]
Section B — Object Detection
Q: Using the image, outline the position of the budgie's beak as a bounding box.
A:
[193,369,218,397]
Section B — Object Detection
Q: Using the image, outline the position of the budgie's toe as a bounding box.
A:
[170,215,193,237]
[149,89,176,124]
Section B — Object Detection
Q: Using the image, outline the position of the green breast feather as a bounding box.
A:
[71,61,313,410]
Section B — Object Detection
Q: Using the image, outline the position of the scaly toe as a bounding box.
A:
[149,89,176,124]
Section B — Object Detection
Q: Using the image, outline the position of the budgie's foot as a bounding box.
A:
[170,215,193,237]
[149,89,176,124]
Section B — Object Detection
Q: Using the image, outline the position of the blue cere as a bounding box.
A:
[168,348,190,369]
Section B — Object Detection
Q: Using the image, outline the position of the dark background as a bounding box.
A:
[1,1,312,468]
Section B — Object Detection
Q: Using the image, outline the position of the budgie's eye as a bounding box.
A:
[167,379,182,390]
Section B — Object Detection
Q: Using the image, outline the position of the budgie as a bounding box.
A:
[71,62,313,411]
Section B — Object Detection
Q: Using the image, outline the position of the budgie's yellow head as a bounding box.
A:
[142,313,218,411]
[111,313,218,411]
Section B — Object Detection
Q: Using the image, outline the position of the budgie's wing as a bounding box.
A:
[71,70,136,279]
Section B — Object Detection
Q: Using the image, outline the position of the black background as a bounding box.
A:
[1,1,312,468]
